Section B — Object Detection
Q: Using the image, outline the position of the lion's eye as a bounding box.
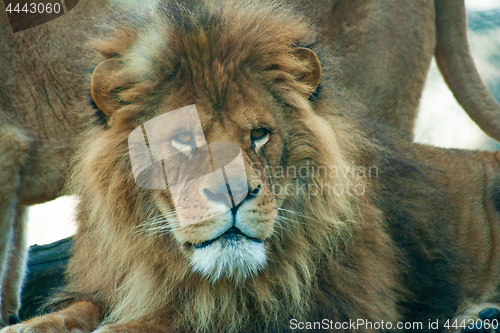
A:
[175,132,193,143]
[250,128,270,150]
[171,131,196,152]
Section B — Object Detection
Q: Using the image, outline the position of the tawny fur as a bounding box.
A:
[0,0,110,325]
[1,0,499,329]
[3,1,500,333]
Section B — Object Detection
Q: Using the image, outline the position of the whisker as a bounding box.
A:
[144,223,181,233]
[275,214,295,223]
[276,207,313,220]
[134,212,178,229]
[133,210,181,238]
[273,216,297,238]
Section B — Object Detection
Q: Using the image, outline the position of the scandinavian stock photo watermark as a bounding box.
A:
[248,161,378,199]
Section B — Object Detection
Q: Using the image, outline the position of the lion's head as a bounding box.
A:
[65,1,390,331]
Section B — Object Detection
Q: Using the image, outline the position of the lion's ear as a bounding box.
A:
[295,47,321,94]
[91,58,126,116]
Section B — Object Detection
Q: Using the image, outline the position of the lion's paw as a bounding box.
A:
[0,316,88,333]
[0,322,66,333]
[0,323,41,333]
[449,304,500,333]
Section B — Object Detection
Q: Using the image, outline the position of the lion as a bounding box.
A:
[2,1,500,332]
[1,0,500,329]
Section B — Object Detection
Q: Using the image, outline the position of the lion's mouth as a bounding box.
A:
[193,227,262,249]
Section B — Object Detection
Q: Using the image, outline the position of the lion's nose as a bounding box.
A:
[248,184,261,196]
[203,187,232,207]
[230,184,261,215]
[203,183,261,215]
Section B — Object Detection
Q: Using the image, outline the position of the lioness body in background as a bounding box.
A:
[1,0,499,327]
[3,1,500,332]
[302,0,500,138]
[0,0,109,325]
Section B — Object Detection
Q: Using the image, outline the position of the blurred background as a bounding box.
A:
[415,0,500,150]
[27,0,500,246]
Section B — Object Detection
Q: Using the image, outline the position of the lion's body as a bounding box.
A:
[1,0,500,329]
[411,144,500,305]
[3,1,500,332]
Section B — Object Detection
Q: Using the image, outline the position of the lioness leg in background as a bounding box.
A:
[0,204,16,326]
[0,127,30,327]
[0,207,28,327]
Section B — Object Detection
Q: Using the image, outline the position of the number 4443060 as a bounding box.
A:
[5,2,62,14]
[444,318,499,330]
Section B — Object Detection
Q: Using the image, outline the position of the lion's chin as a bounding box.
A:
[188,231,267,284]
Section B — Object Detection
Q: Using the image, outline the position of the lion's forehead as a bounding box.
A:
[130,14,300,83]
[153,91,280,137]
